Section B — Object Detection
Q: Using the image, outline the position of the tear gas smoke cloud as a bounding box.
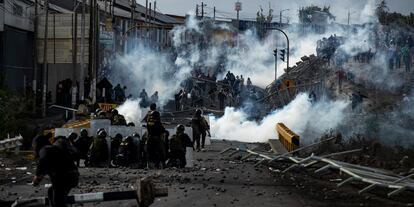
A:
[116,98,143,125]
[113,1,410,145]
[210,93,349,143]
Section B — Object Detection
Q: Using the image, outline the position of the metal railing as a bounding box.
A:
[221,142,414,199]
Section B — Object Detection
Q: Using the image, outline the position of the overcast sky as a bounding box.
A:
[139,0,414,24]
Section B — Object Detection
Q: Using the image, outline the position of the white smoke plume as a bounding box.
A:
[210,93,349,143]
[116,98,143,125]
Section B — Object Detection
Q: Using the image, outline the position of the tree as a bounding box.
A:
[376,0,388,24]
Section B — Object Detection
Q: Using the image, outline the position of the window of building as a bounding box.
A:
[12,3,23,16]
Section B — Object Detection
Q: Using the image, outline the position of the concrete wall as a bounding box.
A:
[4,0,34,32]
[0,2,4,32]
[37,13,90,64]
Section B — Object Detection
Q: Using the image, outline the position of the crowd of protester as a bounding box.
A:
[174,69,260,111]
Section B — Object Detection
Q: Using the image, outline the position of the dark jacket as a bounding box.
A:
[36,145,79,186]
[144,110,165,137]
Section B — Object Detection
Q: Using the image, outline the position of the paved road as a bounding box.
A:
[0,140,410,207]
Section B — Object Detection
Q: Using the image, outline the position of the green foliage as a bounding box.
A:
[0,90,28,139]
[376,0,414,27]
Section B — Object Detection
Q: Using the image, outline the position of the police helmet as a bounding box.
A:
[111,109,119,116]
[177,124,185,132]
[67,132,78,142]
[114,133,123,141]
[195,109,203,116]
[97,128,107,137]
[80,129,88,137]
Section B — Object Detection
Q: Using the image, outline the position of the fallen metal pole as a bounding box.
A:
[12,189,167,207]
[267,137,336,164]
[12,177,168,207]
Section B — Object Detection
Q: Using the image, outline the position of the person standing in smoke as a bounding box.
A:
[150,91,159,104]
[180,90,188,111]
[191,109,210,152]
[240,75,245,92]
[139,89,149,108]
[175,90,182,111]
[246,77,252,90]
[402,41,411,72]
[114,84,123,103]
[218,89,226,110]
[190,87,199,107]
[143,103,166,168]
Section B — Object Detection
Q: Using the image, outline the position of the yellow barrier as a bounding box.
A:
[62,119,91,129]
[43,119,91,143]
[276,123,300,152]
[98,103,118,112]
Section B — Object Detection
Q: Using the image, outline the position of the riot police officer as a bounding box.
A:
[88,128,109,167]
[143,103,166,168]
[168,125,192,168]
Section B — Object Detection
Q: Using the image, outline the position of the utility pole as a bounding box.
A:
[213,6,216,21]
[41,0,49,117]
[149,2,152,43]
[32,0,38,114]
[201,2,204,19]
[90,0,97,104]
[80,0,86,101]
[196,4,199,17]
[348,10,350,26]
[235,1,241,30]
[274,49,277,80]
[145,0,148,25]
[72,5,78,120]
[280,10,282,24]
[94,0,99,104]
[112,0,116,17]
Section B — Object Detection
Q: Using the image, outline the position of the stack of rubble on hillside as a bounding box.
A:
[263,55,329,108]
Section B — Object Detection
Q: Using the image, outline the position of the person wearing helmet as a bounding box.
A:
[191,109,210,152]
[88,129,109,167]
[142,103,166,168]
[116,136,139,167]
[74,129,92,167]
[111,133,123,164]
[131,133,142,166]
[32,134,79,207]
[168,125,192,168]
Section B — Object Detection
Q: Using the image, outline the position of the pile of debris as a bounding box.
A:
[263,55,329,109]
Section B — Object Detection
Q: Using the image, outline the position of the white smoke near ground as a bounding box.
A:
[113,47,182,106]
[210,93,349,143]
[116,98,143,125]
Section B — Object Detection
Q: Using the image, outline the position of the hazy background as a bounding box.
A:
[141,0,414,24]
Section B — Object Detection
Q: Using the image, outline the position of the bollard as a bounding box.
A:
[11,176,167,207]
